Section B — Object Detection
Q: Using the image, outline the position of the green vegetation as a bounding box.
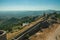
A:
[0,16,39,32]
[0,11,60,33]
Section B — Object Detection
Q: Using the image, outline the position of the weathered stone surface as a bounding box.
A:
[0,30,7,40]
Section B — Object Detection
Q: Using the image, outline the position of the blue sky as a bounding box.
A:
[0,0,60,11]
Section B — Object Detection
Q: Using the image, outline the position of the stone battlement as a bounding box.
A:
[0,30,7,40]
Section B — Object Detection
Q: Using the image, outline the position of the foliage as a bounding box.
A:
[0,16,39,32]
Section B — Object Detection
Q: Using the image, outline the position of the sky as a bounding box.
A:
[0,0,60,11]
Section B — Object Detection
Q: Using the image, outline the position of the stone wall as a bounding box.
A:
[0,30,7,40]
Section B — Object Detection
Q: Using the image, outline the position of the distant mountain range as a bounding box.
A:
[0,10,60,19]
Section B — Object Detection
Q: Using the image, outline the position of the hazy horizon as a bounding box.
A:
[0,0,60,11]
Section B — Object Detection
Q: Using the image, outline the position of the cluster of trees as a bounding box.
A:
[0,11,60,32]
[0,16,39,32]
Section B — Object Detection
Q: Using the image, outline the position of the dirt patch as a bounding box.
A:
[29,24,60,40]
